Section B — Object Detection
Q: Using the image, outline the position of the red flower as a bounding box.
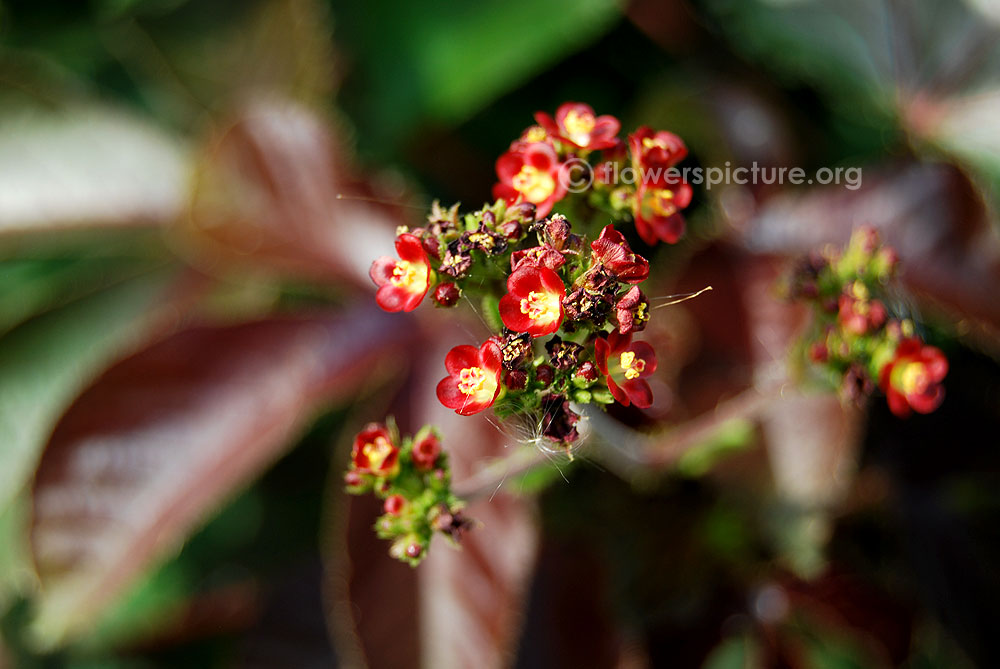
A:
[493,142,568,218]
[633,181,692,245]
[370,234,431,312]
[614,286,650,335]
[535,102,620,151]
[595,332,657,408]
[590,225,649,283]
[411,432,441,470]
[351,423,400,476]
[878,338,948,418]
[628,126,688,186]
[499,265,566,337]
[436,340,503,416]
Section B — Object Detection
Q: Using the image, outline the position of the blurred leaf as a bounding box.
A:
[703,633,761,669]
[0,270,182,517]
[337,0,622,154]
[0,105,188,235]
[146,0,336,115]
[178,98,398,285]
[29,304,407,646]
[675,418,755,478]
[706,0,1000,200]
[0,257,160,335]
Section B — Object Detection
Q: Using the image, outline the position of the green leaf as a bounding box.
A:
[338,0,622,154]
[675,418,755,478]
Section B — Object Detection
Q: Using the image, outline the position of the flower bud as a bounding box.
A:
[536,364,554,387]
[344,470,362,487]
[575,361,598,382]
[433,282,461,307]
[384,494,406,516]
[412,432,441,470]
[504,369,528,390]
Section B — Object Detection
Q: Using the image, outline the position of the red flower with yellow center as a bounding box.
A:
[369,233,431,312]
[595,332,658,408]
[535,102,621,151]
[878,338,948,418]
[436,340,503,416]
[499,265,566,337]
[590,225,649,283]
[633,181,693,245]
[629,126,688,186]
[351,423,399,476]
[493,142,568,218]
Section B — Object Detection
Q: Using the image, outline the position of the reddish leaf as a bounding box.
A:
[179,99,401,286]
[29,304,406,645]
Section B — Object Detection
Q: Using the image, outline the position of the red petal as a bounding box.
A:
[886,389,912,418]
[607,330,630,355]
[622,379,653,408]
[499,294,534,332]
[479,340,502,373]
[496,152,524,182]
[436,376,466,410]
[506,266,543,297]
[629,341,658,376]
[369,256,396,287]
[444,345,480,376]
[536,266,566,296]
[533,112,558,136]
[594,337,610,373]
[376,284,407,312]
[493,183,519,204]
[395,233,428,264]
[606,376,629,406]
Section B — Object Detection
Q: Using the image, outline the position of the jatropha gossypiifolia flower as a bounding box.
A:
[345,419,471,566]
[785,226,948,418]
[359,104,698,564]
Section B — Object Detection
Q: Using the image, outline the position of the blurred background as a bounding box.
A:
[1,0,1000,666]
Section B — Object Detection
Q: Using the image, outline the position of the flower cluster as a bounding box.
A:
[786,226,948,418]
[423,210,661,450]
[493,102,693,244]
[357,103,693,562]
[345,420,471,565]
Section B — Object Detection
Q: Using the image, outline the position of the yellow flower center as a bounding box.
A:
[650,189,677,217]
[563,110,595,145]
[898,361,930,395]
[642,136,669,151]
[458,366,488,395]
[524,126,547,143]
[362,436,393,469]
[620,351,646,380]
[519,290,560,325]
[512,165,556,204]
[390,259,427,292]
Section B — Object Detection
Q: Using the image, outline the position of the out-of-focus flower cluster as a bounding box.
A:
[786,226,948,418]
[345,420,471,566]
